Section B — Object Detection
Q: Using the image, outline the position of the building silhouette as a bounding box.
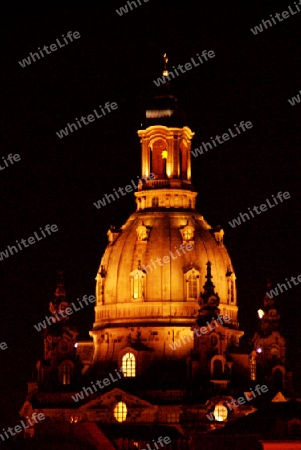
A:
[17,70,301,450]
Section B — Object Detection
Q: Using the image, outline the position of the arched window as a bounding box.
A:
[188,273,197,298]
[185,269,200,299]
[59,361,74,385]
[122,352,136,377]
[151,139,167,178]
[114,402,127,423]
[130,270,145,300]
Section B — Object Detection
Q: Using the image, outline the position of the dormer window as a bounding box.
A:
[136,225,149,241]
[180,226,194,243]
[107,226,120,244]
[213,226,224,246]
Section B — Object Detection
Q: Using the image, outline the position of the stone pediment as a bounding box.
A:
[79,388,153,410]
[271,391,288,402]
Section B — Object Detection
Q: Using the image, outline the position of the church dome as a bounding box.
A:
[93,121,238,332]
[94,208,237,330]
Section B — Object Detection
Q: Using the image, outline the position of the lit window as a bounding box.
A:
[188,273,198,298]
[231,280,235,302]
[114,402,127,423]
[132,272,139,299]
[63,364,71,385]
[151,139,166,177]
[213,404,228,422]
[250,359,256,381]
[167,412,180,423]
[130,270,145,300]
[136,225,149,241]
[180,226,194,242]
[69,415,79,424]
[122,352,136,377]
[59,362,73,385]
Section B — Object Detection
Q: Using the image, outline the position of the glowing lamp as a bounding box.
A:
[258,309,264,319]
[256,347,262,353]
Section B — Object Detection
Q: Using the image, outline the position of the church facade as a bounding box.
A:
[17,91,301,449]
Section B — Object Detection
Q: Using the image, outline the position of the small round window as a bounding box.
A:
[213,404,228,422]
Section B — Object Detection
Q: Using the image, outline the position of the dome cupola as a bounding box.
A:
[90,73,240,370]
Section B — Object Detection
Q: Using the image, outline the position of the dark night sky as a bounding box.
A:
[1,0,300,429]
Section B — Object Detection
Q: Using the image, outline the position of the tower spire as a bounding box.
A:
[49,270,69,323]
[257,278,281,336]
[163,53,169,77]
[196,262,220,325]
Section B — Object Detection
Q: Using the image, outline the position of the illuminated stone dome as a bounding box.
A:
[90,122,240,370]
[94,208,237,328]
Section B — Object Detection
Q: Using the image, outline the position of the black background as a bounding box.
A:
[1,0,300,430]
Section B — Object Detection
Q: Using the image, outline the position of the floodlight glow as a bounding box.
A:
[258,309,264,319]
